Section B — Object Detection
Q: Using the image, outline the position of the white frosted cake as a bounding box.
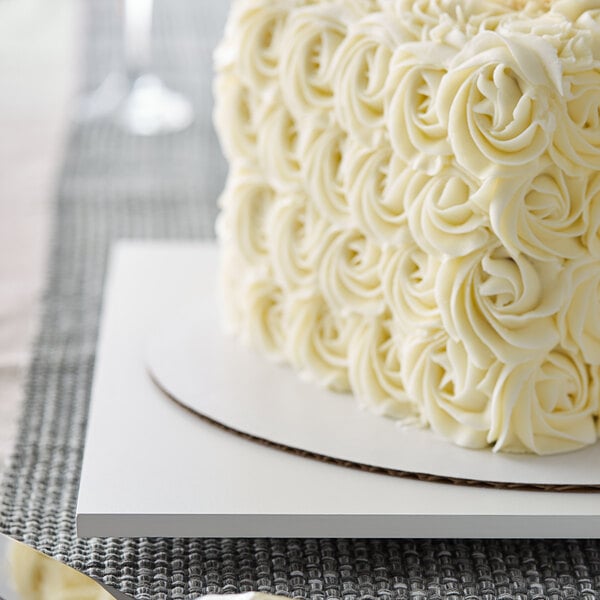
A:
[9,542,114,600]
[213,0,600,455]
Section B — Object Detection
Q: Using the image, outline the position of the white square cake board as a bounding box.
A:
[77,241,600,539]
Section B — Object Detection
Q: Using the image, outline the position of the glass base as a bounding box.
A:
[79,73,194,136]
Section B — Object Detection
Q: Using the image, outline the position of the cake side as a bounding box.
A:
[213,0,600,455]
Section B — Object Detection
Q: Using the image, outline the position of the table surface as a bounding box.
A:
[0,0,77,481]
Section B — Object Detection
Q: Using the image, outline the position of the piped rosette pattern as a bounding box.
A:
[214,0,600,454]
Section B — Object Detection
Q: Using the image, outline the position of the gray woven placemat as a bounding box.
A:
[2,1,600,599]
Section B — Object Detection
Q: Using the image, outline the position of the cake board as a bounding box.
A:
[76,241,600,538]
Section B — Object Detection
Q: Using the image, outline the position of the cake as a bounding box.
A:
[213,0,600,455]
[8,542,280,600]
[9,541,114,600]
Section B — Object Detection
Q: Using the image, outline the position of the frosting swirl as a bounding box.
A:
[279,4,352,118]
[217,167,275,265]
[302,121,352,225]
[558,256,600,364]
[463,1,524,35]
[489,350,598,454]
[380,240,441,333]
[499,11,594,74]
[348,315,417,418]
[240,274,287,361]
[285,293,353,391]
[386,42,454,173]
[213,73,259,163]
[481,162,588,261]
[583,173,600,256]
[438,30,562,178]
[571,7,600,60]
[436,243,563,367]
[257,98,303,191]
[345,142,409,242]
[405,165,490,256]
[551,67,600,174]
[392,0,465,37]
[332,13,413,145]
[401,328,493,449]
[319,228,385,316]
[268,194,330,293]
[552,1,600,23]
[229,0,291,90]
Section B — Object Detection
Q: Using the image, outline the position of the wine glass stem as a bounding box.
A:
[124,0,154,81]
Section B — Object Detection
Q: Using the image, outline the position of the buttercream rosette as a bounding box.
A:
[215,0,600,455]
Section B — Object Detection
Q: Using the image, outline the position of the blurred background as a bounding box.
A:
[0,0,230,479]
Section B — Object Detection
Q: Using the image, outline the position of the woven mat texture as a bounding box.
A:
[2,1,600,599]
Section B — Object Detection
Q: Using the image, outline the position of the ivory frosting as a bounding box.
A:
[214,0,600,455]
[10,542,114,600]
